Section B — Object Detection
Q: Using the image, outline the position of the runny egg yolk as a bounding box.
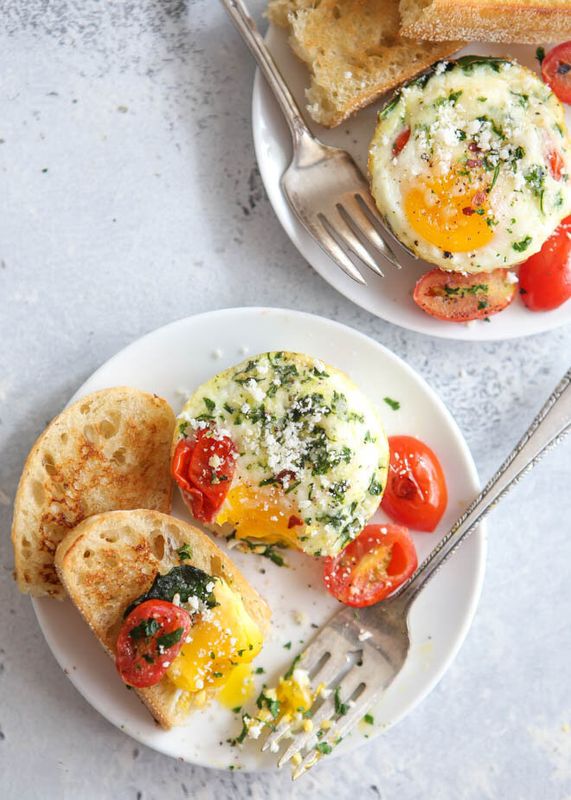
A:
[215,484,302,547]
[404,172,494,253]
[166,579,263,694]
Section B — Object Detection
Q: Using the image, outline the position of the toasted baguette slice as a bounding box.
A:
[267,0,462,127]
[12,387,175,599]
[399,0,571,44]
[55,510,271,729]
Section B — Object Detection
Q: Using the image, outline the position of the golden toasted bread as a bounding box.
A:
[399,0,571,43]
[55,510,271,729]
[12,387,175,599]
[267,0,461,127]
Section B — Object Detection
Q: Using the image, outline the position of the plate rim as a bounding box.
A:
[31,306,487,771]
[251,25,571,342]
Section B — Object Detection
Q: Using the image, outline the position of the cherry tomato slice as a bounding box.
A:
[392,127,411,157]
[172,429,236,522]
[381,435,448,532]
[116,599,191,688]
[519,215,571,311]
[413,268,516,322]
[541,42,571,105]
[323,524,417,607]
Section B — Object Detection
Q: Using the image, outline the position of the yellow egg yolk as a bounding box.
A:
[166,579,263,694]
[215,484,303,547]
[275,675,314,718]
[217,663,256,710]
[404,172,494,253]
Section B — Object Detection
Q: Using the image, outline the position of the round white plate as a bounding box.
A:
[33,307,486,771]
[253,31,571,341]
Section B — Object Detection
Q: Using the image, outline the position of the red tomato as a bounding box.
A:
[172,429,236,522]
[548,146,564,181]
[519,215,571,311]
[323,524,417,607]
[381,435,447,532]
[541,42,571,105]
[392,127,411,157]
[413,268,516,322]
[115,599,191,688]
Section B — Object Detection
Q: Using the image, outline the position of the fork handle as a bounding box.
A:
[396,368,571,608]
[220,0,311,146]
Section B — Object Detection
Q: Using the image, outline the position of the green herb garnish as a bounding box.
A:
[125,565,218,616]
[176,543,192,561]
[383,396,400,411]
[130,618,160,640]
[156,627,184,650]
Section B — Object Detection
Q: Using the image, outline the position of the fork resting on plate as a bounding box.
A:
[221,0,400,286]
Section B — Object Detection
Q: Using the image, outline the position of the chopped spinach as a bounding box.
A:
[125,565,218,617]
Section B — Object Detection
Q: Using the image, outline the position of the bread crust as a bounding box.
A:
[12,387,175,598]
[55,509,271,729]
[268,0,462,127]
[399,0,571,43]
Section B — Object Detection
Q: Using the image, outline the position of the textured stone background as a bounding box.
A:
[1,2,570,798]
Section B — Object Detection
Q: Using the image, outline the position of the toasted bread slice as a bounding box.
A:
[12,387,175,599]
[399,0,571,44]
[267,0,462,127]
[55,510,271,729]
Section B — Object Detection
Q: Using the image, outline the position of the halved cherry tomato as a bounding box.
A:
[172,429,236,522]
[381,435,447,532]
[541,42,571,105]
[413,268,516,322]
[392,127,411,157]
[115,599,191,688]
[323,524,417,607]
[519,215,571,311]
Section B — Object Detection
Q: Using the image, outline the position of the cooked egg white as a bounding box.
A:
[166,578,263,697]
[369,56,571,273]
[175,352,389,558]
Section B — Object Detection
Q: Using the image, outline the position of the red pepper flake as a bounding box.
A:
[287,515,303,529]
[462,207,475,216]
[392,127,411,157]
[468,142,481,153]
[466,158,482,169]
[472,190,487,207]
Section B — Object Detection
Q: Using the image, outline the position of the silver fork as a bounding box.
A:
[220,0,399,285]
[262,368,571,778]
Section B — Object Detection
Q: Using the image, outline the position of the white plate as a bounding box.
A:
[253,32,571,341]
[33,307,486,771]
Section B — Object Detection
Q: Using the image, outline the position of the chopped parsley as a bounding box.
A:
[513,236,532,252]
[284,641,292,650]
[363,713,374,725]
[256,690,280,718]
[203,397,215,413]
[176,543,192,561]
[156,627,184,650]
[129,618,160,640]
[254,667,265,674]
[284,654,301,680]
[536,46,545,64]
[368,476,383,496]
[334,686,349,716]
[383,396,400,411]
[316,742,333,755]
[525,165,546,211]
